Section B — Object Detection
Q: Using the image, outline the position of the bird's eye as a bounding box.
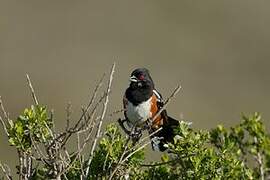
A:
[138,74,144,80]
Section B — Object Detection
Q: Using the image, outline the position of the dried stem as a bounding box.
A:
[108,127,162,180]
[0,96,9,121]
[58,74,105,148]
[76,133,85,177]
[65,103,72,131]
[0,162,12,180]
[26,74,39,106]
[0,97,11,136]
[29,133,48,164]
[85,62,115,178]
[108,140,150,180]
[151,85,181,123]
[108,130,134,180]
[121,141,151,164]
[74,73,105,131]
[254,137,265,180]
[129,127,163,153]
[257,152,264,180]
[0,114,9,136]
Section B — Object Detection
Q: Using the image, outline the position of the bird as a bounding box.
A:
[118,68,179,151]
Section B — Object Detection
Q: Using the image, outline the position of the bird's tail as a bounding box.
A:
[150,116,179,151]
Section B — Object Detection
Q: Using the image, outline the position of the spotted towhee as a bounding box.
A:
[118,68,179,151]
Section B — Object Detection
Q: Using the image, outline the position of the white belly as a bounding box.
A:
[126,97,152,126]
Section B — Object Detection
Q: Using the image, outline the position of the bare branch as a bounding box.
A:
[0,97,9,121]
[85,62,115,178]
[56,74,106,149]
[56,115,101,178]
[102,129,117,172]
[0,97,11,137]
[63,148,71,163]
[65,102,72,131]
[50,109,56,135]
[29,133,47,164]
[151,85,181,123]
[257,152,264,180]
[108,108,125,117]
[56,92,106,150]
[0,162,12,180]
[108,138,131,180]
[0,114,9,136]
[26,74,39,106]
[129,127,163,153]
[108,127,162,180]
[108,140,151,180]
[76,133,85,177]
[122,141,151,164]
[73,73,105,132]
[254,137,265,180]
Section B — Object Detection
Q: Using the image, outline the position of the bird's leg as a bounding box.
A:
[130,127,142,145]
[118,119,143,145]
[118,118,131,135]
[142,119,152,131]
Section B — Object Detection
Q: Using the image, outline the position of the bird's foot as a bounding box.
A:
[141,119,152,131]
[130,129,142,145]
[118,118,131,135]
[118,118,143,145]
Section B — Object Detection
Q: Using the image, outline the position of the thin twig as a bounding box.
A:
[81,106,87,126]
[44,121,55,139]
[58,74,105,149]
[102,129,117,171]
[85,63,115,178]
[108,135,132,180]
[0,97,12,130]
[47,92,106,152]
[26,74,39,105]
[29,133,48,164]
[76,133,85,177]
[254,137,265,180]
[57,116,101,178]
[108,109,125,117]
[0,114,9,136]
[64,148,71,163]
[138,159,178,167]
[3,164,12,180]
[108,126,162,180]
[257,152,264,180]
[65,102,72,131]
[78,110,98,134]
[0,96,9,121]
[108,140,151,180]
[122,141,151,164]
[128,127,163,154]
[63,174,69,180]
[0,162,12,180]
[150,85,181,123]
[73,73,105,132]
[137,154,196,167]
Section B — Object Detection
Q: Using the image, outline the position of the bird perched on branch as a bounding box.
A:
[118,68,179,151]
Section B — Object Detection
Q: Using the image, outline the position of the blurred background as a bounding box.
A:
[1,0,270,175]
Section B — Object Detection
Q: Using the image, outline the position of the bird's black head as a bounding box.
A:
[129,68,154,90]
[126,68,155,105]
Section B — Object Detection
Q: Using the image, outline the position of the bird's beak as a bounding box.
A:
[129,75,138,82]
